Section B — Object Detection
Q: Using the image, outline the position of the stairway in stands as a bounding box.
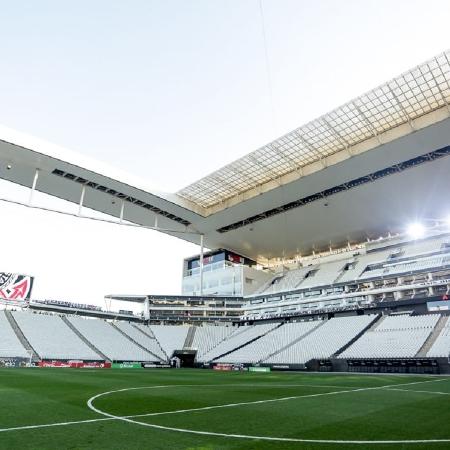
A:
[61,316,109,361]
[183,326,196,349]
[4,310,39,360]
[416,315,449,357]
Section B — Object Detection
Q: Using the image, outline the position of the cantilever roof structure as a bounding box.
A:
[178,51,450,211]
[1,51,450,261]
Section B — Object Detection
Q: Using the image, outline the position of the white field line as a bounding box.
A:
[84,378,450,445]
[0,418,113,433]
[0,383,355,433]
[386,387,450,396]
[87,377,449,421]
[0,377,447,444]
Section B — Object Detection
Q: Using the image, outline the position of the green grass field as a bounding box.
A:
[0,368,449,450]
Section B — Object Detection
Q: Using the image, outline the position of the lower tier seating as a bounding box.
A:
[427,317,450,357]
[13,311,102,360]
[264,315,375,365]
[149,325,190,358]
[216,320,320,364]
[197,323,279,362]
[0,311,28,358]
[340,314,440,359]
[68,316,158,362]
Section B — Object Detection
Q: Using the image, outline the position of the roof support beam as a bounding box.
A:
[78,184,86,216]
[28,168,39,206]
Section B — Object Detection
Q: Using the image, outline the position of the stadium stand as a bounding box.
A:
[402,236,448,258]
[0,309,447,369]
[256,267,311,294]
[113,321,167,361]
[191,325,235,360]
[336,248,393,284]
[67,316,158,362]
[216,320,320,364]
[426,316,450,358]
[298,261,345,289]
[12,312,102,360]
[149,325,190,358]
[359,255,447,280]
[264,315,375,365]
[198,322,279,362]
[0,311,29,358]
[340,314,440,359]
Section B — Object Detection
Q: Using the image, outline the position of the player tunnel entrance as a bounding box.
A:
[172,350,196,367]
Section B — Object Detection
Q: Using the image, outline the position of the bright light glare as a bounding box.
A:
[406,222,425,239]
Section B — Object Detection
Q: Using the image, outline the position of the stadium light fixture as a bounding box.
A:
[406,222,425,239]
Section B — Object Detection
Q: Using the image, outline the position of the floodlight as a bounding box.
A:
[406,222,425,239]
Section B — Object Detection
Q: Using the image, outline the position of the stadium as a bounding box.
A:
[1,23,450,450]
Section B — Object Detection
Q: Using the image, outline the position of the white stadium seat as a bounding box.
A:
[12,311,102,360]
[0,311,29,358]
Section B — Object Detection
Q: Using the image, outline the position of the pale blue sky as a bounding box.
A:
[0,0,449,304]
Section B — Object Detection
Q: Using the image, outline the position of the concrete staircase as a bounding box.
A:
[4,311,39,360]
[416,315,449,357]
[110,323,164,361]
[61,316,109,361]
[183,326,196,349]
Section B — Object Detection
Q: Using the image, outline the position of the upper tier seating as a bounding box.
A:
[337,249,393,284]
[298,261,345,289]
[402,236,448,258]
[12,312,102,360]
[264,315,375,365]
[359,255,447,280]
[427,316,450,357]
[68,316,157,361]
[149,325,190,357]
[114,322,167,361]
[192,325,236,360]
[0,311,28,358]
[250,234,450,297]
[256,267,312,295]
[340,314,440,359]
[216,320,320,364]
[198,322,279,362]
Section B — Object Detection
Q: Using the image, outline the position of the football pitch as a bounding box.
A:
[0,368,449,450]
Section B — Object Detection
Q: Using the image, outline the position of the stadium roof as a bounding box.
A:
[1,50,450,261]
[178,51,450,211]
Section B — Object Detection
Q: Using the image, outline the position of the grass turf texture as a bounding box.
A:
[0,368,449,450]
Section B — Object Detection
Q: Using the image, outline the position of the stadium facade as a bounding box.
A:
[0,51,450,373]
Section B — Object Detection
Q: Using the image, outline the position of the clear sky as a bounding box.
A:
[0,0,449,304]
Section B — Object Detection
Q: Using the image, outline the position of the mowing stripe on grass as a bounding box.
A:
[0,383,355,433]
[86,378,450,445]
[0,377,448,444]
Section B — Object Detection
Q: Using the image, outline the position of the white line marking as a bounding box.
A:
[0,418,113,433]
[0,383,353,433]
[86,378,450,445]
[386,388,450,396]
[0,378,448,444]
